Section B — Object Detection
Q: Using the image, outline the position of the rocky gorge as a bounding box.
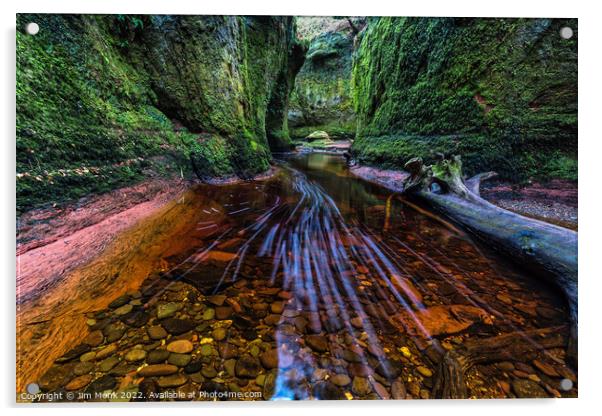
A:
[16,15,577,401]
[19,154,577,401]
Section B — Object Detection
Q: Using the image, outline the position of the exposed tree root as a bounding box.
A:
[402,156,578,367]
[432,326,568,399]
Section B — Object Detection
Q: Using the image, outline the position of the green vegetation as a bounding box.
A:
[289,19,357,140]
[293,138,339,152]
[16,14,304,213]
[16,15,578,213]
[289,122,356,141]
[352,134,508,178]
[351,17,577,182]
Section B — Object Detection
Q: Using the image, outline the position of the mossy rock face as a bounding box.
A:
[16,14,304,212]
[289,20,357,140]
[290,123,356,141]
[306,131,330,141]
[351,17,577,182]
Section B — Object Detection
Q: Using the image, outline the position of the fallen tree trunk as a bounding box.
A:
[402,156,578,366]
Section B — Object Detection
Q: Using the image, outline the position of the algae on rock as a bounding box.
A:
[288,18,360,140]
[16,14,304,212]
[350,17,577,182]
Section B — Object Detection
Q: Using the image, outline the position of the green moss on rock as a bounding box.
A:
[351,17,577,182]
[16,14,302,212]
[289,22,356,140]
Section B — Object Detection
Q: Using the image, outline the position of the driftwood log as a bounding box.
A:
[402,156,578,368]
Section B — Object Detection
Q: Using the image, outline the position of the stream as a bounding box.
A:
[26,152,576,401]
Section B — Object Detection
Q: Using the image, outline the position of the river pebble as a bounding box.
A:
[512,379,548,398]
[352,376,372,396]
[200,344,214,356]
[157,302,183,319]
[38,365,72,391]
[371,380,390,399]
[417,366,433,377]
[212,327,227,341]
[305,335,328,352]
[73,361,95,376]
[108,295,130,309]
[65,374,93,391]
[138,364,179,377]
[168,353,192,367]
[532,359,560,377]
[330,374,351,387]
[83,330,104,347]
[259,349,279,369]
[103,323,126,343]
[157,374,188,388]
[125,348,147,362]
[95,344,118,360]
[224,359,237,377]
[147,349,170,364]
[215,306,233,320]
[201,365,218,378]
[79,351,96,362]
[86,375,116,394]
[202,308,215,320]
[270,302,284,314]
[313,381,345,400]
[162,318,195,335]
[114,304,133,316]
[147,325,168,340]
[391,380,407,399]
[184,360,202,374]
[208,295,227,306]
[99,356,120,372]
[235,355,262,378]
[167,340,193,354]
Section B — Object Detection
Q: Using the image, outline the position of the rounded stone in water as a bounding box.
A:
[99,356,120,372]
[147,325,168,340]
[167,339,193,354]
[202,308,215,320]
[330,374,351,387]
[125,348,147,362]
[74,361,95,376]
[157,302,183,319]
[168,353,192,367]
[138,364,178,377]
[212,327,227,341]
[147,349,170,364]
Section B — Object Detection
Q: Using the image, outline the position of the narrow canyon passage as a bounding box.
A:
[19,153,575,401]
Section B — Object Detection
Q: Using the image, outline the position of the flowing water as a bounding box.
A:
[27,152,576,401]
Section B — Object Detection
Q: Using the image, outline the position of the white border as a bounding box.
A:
[2,1,600,415]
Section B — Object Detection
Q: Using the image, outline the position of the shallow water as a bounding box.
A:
[28,153,576,401]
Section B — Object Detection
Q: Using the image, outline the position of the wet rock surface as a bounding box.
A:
[34,268,575,401]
